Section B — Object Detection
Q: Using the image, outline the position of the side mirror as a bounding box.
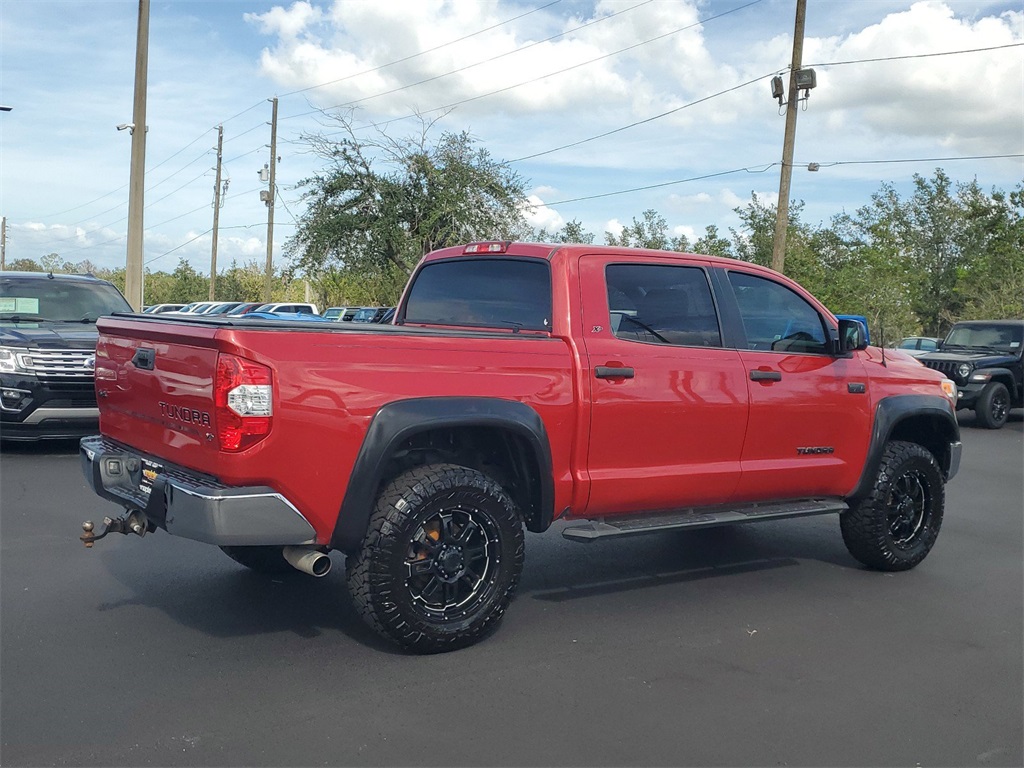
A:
[838,318,869,353]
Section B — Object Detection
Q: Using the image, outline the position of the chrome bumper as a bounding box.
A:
[79,436,317,546]
[947,439,962,481]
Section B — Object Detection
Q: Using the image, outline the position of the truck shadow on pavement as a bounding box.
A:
[88,517,856,652]
[522,518,861,603]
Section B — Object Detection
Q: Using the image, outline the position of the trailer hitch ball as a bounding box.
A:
[80,511,149,548]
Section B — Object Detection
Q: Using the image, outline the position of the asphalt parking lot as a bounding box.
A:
[1,412,1022,767]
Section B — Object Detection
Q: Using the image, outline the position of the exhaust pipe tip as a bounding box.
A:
[283,546,332,577]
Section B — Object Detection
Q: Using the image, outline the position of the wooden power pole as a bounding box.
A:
[263,97,279,303]
[771,0,807,275]
[125,0,150,310]
[1,217,7,271]
[209,125,224,301]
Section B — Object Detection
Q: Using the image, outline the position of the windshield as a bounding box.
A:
[0,276,131,322]
[944,323,1022,353]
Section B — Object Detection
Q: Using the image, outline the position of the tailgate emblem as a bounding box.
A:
[158,401,212,427]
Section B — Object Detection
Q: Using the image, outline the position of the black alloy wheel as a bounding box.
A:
[976,382,1010,429]
[347,463,525,653]
[841,440,944,571]
[885,469,929,550]
[405,507,500,622]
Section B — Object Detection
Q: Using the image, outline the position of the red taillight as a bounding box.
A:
[463,241,509,254]
[214,353,273,452]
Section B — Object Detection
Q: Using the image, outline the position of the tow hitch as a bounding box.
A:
[80,510,150,548]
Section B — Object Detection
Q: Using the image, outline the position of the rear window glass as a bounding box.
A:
[403,258,551,331]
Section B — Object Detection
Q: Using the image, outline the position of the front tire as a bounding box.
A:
[841,441,944,571]
[346,463,525,654]
[975,381,1010,429]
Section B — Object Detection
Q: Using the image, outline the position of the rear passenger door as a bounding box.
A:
[716,268,872,500]
[579,255,749,516]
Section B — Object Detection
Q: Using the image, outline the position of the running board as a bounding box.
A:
[562,498,848,543]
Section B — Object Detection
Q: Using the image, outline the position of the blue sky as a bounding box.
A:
[1,0,1021,277]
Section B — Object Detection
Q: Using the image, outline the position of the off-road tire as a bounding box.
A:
[220,545,297,575]
[975,381,1010,429]
[841,440,944,571]
[346,463,525,654]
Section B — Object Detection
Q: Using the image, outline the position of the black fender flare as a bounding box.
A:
[974,368,1021,396]
[848,394,961,502]
[331,397,554,554]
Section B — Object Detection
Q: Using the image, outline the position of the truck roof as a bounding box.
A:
[418,241,794,283]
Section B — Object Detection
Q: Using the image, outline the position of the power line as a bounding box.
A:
[322,0,768,143]
[510,72,772,163]
[542,154,1024,207]
[280,0,662,122]
[805,42,1023,68]
[278,0,566,99]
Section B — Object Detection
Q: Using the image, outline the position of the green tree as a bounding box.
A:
[168,258,208,303]
[692,224,732,258]
[536,218,595,244]
[5,258,42,272]
[287,114,529,304]
[605,209,689,251]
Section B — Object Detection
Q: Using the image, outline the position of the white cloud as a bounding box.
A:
[523,195,564,232]
[604,218,625,237]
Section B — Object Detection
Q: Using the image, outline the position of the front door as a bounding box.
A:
[721,268,872,501]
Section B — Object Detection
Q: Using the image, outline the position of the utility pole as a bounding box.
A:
[263,97,279,303]
[209,125,224,301]
[1,217,7,270]
[124,0,150,310]
[771,0,807,275]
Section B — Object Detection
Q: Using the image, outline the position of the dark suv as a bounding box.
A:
[919,319,1023,429]
[1,272,131,440]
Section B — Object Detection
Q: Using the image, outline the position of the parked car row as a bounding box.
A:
[322,305,395,323]
[143,302,396,324]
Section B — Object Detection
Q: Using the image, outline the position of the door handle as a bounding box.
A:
[749,369,782,382]
[595,366,635,379]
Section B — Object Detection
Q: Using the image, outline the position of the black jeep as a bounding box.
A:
[919,319,1023,429]
[1,271,131,440]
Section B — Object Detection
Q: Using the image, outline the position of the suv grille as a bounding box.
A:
[18,349,95,379]
[921,360,966,383]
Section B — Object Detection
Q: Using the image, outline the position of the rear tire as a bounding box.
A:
[841,441,944,571]
[220,545,296,575]
[346,463,525,654]
[975,382,1010,429]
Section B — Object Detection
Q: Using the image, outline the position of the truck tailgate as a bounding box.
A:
[95,317,222,468]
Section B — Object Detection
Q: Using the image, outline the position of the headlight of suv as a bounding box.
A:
[0,347,32,375]
[956,362,972,380]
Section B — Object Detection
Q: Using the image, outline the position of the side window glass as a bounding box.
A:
[605,264,721,347]
[727,271,828,354]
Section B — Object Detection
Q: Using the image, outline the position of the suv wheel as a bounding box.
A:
[975,381,1010,429]
[347,463,525,654]
[840,441,944,571]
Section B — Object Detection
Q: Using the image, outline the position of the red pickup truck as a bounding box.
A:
[80,242,962,652]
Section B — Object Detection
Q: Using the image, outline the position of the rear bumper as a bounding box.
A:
[79,436,317,546]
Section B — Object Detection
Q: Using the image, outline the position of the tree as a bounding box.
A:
[286,113,529,304]
[535,219,595,244]
[6,258,42,272]
[168,258,208,303]
[605,209,689,251]
[692,224,732,258]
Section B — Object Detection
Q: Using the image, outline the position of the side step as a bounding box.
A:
[562,498,848,543]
